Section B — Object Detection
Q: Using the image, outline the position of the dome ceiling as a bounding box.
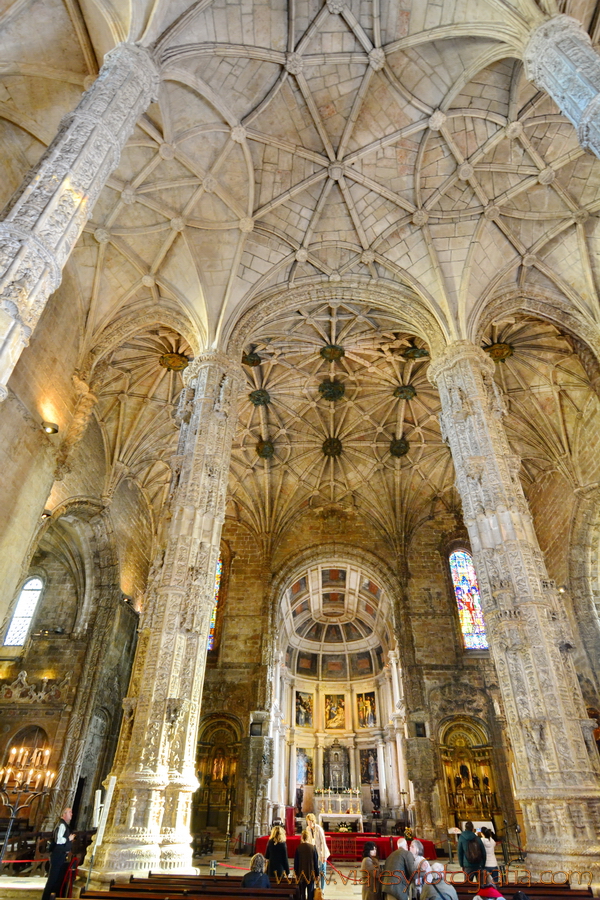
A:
[280,563,392,681]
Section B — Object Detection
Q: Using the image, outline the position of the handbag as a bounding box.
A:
[314,889,323,900]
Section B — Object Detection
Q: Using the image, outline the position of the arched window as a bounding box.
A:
[3,577,44,646]
[448,551,488,650]
[207,555,223,652]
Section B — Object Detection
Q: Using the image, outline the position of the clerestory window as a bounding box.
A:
[448,550,488,650]
[207,555,222,652]
[3,577,44,646]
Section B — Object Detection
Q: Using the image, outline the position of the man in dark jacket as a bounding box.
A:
[457,822,486,883]
[294,829,318,900]
[41,807,74,900]
[381,837,416,900]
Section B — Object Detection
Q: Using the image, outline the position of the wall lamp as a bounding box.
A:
[42,421,59,434]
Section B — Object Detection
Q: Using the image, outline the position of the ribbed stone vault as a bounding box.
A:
[228,300,453,544]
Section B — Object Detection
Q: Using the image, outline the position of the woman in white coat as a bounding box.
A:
[306,812,330,892]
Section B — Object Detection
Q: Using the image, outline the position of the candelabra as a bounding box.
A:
[0,745,55,867]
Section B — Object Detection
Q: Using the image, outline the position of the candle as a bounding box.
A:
[4,767,11,785]
[92,789,102,828]
[28,768,34,787]
[48,771,55,788]
[35,772,42,790]
[8,748,16,764]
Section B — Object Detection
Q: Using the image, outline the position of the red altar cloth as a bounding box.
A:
[255,833,436,861]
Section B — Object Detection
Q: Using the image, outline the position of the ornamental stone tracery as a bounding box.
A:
[60,3,600,362]
[429,340,600,871]
[229,300,452,543]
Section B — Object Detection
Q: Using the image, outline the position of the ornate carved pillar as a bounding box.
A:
[524,15,600,160]
[89,352,241,881]
[388,650,402,711]
[376,739,387,807]
[315,735,324,790]
[287,733,296,807]
[348,735,357,789]
[0,43,159,400]
[429,341,600,871]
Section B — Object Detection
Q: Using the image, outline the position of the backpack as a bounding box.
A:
[465,837,482,864]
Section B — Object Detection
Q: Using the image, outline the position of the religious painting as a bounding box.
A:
[322,654,347,680]
[295,691,313,727]
[324,693,346,729]
[448,550,489,650]
[360,748,379,784]
[357,691,377,728]
[296,747,314,785]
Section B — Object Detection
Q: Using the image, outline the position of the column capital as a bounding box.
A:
[524,15,591,84]
[428,340,493,385]
[184,350,244,385]
[103,42,160,97]
[523,13,600,158]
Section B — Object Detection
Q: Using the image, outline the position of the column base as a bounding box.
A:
[515,849,600,885]
[81,840,199,886]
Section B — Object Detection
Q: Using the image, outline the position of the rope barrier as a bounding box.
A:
[216,862,250,870]
[1,857,49,863]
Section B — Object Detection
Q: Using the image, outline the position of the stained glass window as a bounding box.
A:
[449,551,488,650]
[4,577,44,646]
[207,555,223,652]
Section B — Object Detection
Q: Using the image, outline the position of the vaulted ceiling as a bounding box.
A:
[2,0,600,542]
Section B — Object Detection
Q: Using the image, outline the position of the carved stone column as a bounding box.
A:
[429,341,600,871]
[287,734,296,807]
[524,15,600,160]
[376,739,387,807]
[0,43,159,400]
[90,352,241,881]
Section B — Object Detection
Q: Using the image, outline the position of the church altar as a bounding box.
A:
[255,832,393,860]
[314,788,362,817]
[318,812,364,830]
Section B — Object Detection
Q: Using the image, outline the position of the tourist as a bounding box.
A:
[265,825,289,879]
[380,835,415,900]
[410,839,432,896]
[294,829,319,900]
[306,812,330,891]
[242,854,271,888]
[421,863,458,900]
[361,841,381,900]
[457,821,486,883]
[41,807,75,900]
[480,827,499,883]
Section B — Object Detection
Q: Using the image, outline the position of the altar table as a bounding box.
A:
[318,812,364,831]
[256,833,392,861]
[255,833,437,862]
